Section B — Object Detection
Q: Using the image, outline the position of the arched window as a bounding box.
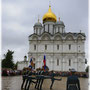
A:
[57,59,59,66]
[45,45,47,50]
[44,25,45,32]
[69,44,71,50]
[36,28,38,34]
[54,27,56,33]
[34,45,36,50]
[62,27,64,33]
[58,27,60,32]
[62,29,63,33]
[34,27,35,33]
[69,59,71,66]
[48,24,49,32]
[39,28,41,35]
[57,44,59,50]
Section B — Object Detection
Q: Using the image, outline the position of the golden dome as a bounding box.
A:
[43,5,57,23]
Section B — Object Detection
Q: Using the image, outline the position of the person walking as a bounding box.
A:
[50,71,62,89]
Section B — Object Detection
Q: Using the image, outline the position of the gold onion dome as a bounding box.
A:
[43,5,57,23]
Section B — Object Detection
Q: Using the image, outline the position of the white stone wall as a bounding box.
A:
[28,36,86,72]
[17,62,29,70]
[29,40,84,54]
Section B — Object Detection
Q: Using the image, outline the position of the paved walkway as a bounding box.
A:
[2,76,89,90]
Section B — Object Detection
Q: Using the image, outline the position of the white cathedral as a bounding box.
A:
[18,5,86,72]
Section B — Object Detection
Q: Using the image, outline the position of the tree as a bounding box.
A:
[2,50,14,69]
[85,66,89,73]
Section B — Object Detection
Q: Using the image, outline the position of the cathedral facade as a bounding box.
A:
[28,6,86,72]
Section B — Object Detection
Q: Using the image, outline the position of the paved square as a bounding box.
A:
[2,76,88,90]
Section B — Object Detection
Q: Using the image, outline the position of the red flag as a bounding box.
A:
[43,55,46,71]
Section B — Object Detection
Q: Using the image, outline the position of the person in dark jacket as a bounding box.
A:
[66,69,80,90]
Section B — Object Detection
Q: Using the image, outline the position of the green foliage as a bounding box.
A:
[85,66,89,73]
[2,50,14,69]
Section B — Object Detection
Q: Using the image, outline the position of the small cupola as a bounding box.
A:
[54,17,65,33]
[55,17,65,26]
[34,18,42,35]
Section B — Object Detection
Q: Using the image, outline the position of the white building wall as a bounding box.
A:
[28,24,86,72]
[17,62,29,70]
[63,41,77,53]
[28,38,85,72]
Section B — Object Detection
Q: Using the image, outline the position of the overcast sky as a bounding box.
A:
[2,0,88,63]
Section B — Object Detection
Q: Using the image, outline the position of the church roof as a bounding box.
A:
[29,32,86,38]
[62,32,86,37]
[34,22,42,27]
[55,21,65,26]
[56,21,64,24]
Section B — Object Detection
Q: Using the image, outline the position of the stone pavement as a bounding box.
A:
[2,76,89,90]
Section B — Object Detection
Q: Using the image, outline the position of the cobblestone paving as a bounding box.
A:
[2,76,89,90]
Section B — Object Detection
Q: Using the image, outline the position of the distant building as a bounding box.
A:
[17,56,28,70]
[28,5,86,72]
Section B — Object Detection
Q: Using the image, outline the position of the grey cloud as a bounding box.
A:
[2,0,88,62]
